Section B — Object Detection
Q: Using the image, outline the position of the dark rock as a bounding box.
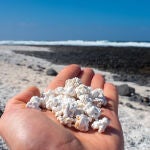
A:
[21,78,29,82]
[27,64,44,72]
[46,68,58,76]
[130,94,150,106]
[125,103,134,108]
[37,65,45,70]
[130,141,135,146]
[129,94,143,102]
[33,68,43,72]
[16,63,21,66]
[142,96,150,106]
[16,63,24,66]
[27,65,33,69]
[119,101,124,105]
[143,97,149,103]
[117,84,135,96]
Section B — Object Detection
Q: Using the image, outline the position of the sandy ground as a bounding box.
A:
[0,45,150,150]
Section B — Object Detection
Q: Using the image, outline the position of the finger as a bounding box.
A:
[104,83,118,115]
[100,108,123,139]
[47,64,81,90]
[4,86,40,112]
[91,74,105,89]
[78,68,94,86]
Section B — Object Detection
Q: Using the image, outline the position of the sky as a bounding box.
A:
[0,0,150,41]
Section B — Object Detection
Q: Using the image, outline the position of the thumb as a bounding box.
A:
[13,86,40,103]
[4,86,40,112]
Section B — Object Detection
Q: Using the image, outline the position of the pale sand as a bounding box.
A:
[0,45,150,150]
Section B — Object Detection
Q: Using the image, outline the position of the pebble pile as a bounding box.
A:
[26,77,110,133]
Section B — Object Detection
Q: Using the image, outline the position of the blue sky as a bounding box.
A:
[0,0,150,41]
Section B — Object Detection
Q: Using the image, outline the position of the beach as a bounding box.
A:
[0,45,150,150]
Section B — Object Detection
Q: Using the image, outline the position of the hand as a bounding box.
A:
[0,64,124,150]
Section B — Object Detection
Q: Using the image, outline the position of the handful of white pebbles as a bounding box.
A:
[26,77,110,133]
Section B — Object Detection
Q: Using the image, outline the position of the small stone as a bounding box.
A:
[117,84,135,96]
[129,94,143,102]
[91,117,110,133]
[26,96,41,110]
[74,114,90,132]
[33,68,43,72]
[16,63,21,66]
[37,65,45,70]
[119,101,124,105]
[143,97,149,103]
[84,102,101,120]
[46,68,58,76]
[21,78,29,82]
[125,103,134,108]
[78,94,92,104]
[27,65,33,69]
[75,84,91,97]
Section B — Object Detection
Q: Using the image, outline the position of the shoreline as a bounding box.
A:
[13,45,150,86]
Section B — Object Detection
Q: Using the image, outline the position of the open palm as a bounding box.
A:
[0,64,124,150]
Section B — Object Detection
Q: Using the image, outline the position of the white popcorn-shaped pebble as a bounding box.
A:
[51,105,62,113]
[78,94,92,104]
[76,100,85,108]
[64,78,80,97]
[84,102,101,120]
[91,117,110,133]
[98,117,110,133]
[75,114,90,132]
[75,84,91,97]
[39,97,46,108]
[65,77,81,88]
[61,102,77,118]
[54,87,64,95]
[42,90,55,102]
[64,86,76,97]
[64,86,77,97]
[55,109,63,117]
[93,97,105,108]
[26,96,41,110]
[74,108,85,116]
[91,89,103,98]
[97,95,107,106]
[26,77,110,133]
[58,95,76,104]
[57,116,75,127]
[46,97,61,110]
[92,89,107,106]
[102,97,107,106]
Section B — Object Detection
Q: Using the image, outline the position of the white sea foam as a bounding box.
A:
[0,40,150,47]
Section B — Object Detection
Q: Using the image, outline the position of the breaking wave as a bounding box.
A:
[0,40,150,47]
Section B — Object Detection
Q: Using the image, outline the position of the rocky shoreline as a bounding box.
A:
[14,45,150,86]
